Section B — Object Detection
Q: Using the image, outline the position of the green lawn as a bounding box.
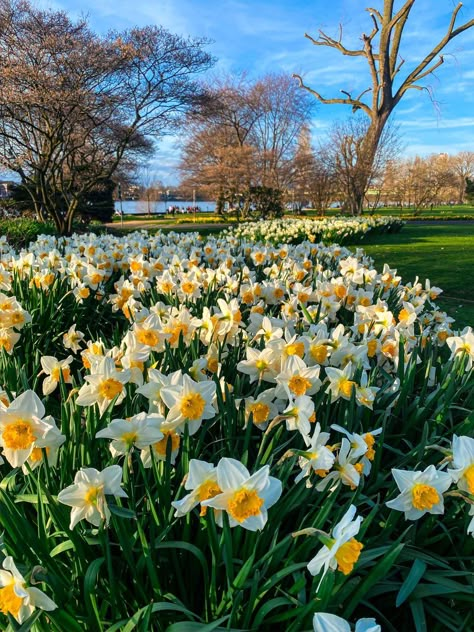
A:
[360,224,474,329]
[303,204,474,220]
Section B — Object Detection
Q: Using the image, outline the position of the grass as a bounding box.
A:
[110,204,474,224]
[360,224,474,328]
[303,204,474,220]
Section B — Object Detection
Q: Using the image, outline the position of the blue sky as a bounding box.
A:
[44,0,474,183]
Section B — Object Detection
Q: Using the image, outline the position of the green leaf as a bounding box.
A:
[50,540,76,557]
[345,542,405,617]
[409,599,427,632]
[106,602,201,632]
[107,504,137,520]
[396,559,427,607]
[166,617,235,632]
[251,597,294,629]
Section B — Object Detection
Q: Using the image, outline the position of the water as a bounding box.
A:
[114,200,216,215]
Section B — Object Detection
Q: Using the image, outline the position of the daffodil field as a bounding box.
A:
[0,222,472,632]
[226,216,405,246]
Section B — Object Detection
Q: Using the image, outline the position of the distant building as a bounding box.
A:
[122,184,140,200]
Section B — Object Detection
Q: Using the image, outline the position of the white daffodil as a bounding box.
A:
[316,438,361,492]
[446,327,474,370]
[201,458,282,531]
[449,435,474,494]
[275,355,321,401]
[236,347,279,384]
[160,373,216,435]
[95,412,165,457]
[76,357,131,416]
[62,324,85,353]
[325,363,357,402]
[140,430,181,467]
[40,355,73,395]
[313,612,380,632]
[0,390,56,467]
[22,419,65,473]
[386,464,453,520]
[250,315,284,343]
[0,556,56,623]
[238,388,283,431]
[57,465,128,529]
[331,424,382,462]
[283,394,315,437]
[307,505,363,582]
[136,368,183,413]
[172,459,221,517]
[295,423,335,484]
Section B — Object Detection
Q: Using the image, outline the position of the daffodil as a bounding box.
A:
[172,459,221,517]
[386,465,453,520]
[282,394,315,437]
[201,458,282,531]
[449,435,474,494]
[313,612,380,632]
[0,390,56,467]
[40,355,73,395]
[236,347,279,384]
[275,355,321,400]
[95,412,165,457]
[325,363,357,402]
[446,327,474,370]
[0,556,56,623]
[307,504,363,581]
[22,419,65,473]
[160,374,216,435]
[295,423,336,484]
[316,438,361,492]
[136,368,183,413]
[331,424,382,468]
[57,465,128,529]
[140,430,181,466]
[62,324,85,353]
[76,357,131,415]
[238,388,283,431]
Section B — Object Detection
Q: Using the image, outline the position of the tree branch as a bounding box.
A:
[304,28,366,57]
[395,3,474,102]
[293,74,372,117]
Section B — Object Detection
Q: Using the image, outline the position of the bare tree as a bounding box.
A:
[179,72,313,217]
[0,0,213,233]
[385,153,455,210]
[294,1,474,214]
[249,74,314,191]
[450,151,474,204]
[290,125,337,213]
[321,116,401,213]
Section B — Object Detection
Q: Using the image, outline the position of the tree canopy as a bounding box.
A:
[0,0,214,233]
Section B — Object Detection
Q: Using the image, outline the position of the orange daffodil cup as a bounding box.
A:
[0,390,65,468]
[386,465,453,520]
[0,557,56,623]
[307,504,364,583]
[174,457,282,531]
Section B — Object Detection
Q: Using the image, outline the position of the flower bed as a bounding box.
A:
[225,215,405,245]
[0,229,471,631]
